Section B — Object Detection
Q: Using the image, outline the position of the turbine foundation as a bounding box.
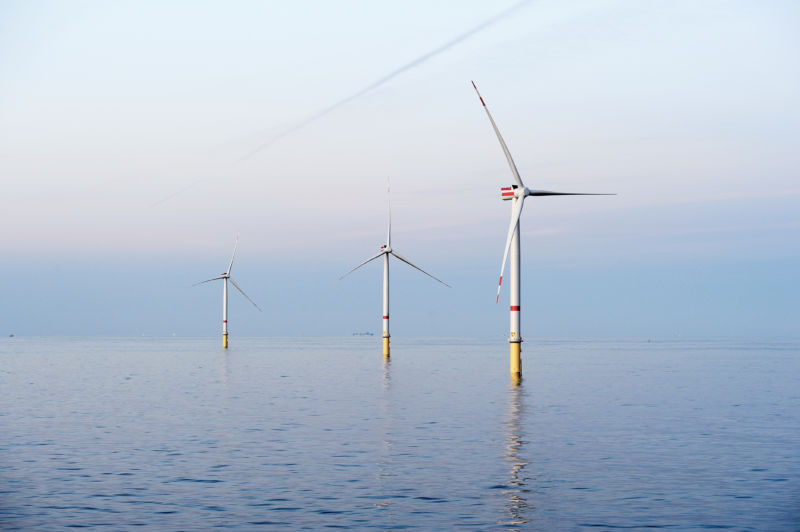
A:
[509,340,521,384]
[223,333,228,349]
[382,336,390,358]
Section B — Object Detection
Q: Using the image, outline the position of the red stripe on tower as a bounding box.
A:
[510,306,520,311]
[382,316,389,320]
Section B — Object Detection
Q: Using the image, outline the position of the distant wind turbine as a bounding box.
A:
[471,81,614,383]
[341,187,450,358]
[194,236,261,348]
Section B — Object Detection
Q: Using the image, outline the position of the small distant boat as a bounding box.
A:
[352,331,374,336]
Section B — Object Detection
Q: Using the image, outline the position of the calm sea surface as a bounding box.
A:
[1,337,799,530]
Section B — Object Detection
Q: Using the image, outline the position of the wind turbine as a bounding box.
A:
[471,81,614,383]
[341,189,450,358]
[194,236,261,348]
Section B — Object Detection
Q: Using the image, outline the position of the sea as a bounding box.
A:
[1,336,798,530]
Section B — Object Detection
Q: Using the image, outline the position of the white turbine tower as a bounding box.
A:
[341,190,450,358]
[195,236,261,348]
[471,81,614,383]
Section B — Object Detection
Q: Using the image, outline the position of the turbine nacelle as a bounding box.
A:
[380,245,392,253]
[500,185,532,200]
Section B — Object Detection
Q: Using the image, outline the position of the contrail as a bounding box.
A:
[151,0,532,207]
[240,0,532,162]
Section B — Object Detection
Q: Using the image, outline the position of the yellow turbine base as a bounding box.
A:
[382,337,390,358]
[510,342,522,384]
[223,333,228,349]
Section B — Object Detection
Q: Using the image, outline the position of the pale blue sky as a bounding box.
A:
[1,0,798,338]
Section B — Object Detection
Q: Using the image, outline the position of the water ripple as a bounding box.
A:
[1,337,798,530]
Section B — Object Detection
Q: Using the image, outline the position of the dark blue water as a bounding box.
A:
[1,337,799,530]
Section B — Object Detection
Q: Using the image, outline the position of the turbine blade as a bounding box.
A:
[471,81,525,189]
[386,177,392,248]
[192,276,224,287]
[497,196,525,303]
[226,235,240,275]
[390,251,451,288]
[527,190,617,196]
[229,278,262,311]
[339,251,385,280]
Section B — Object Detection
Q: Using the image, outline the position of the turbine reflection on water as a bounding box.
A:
[382,357,391,392]
[376,357,394,510]
[503,383,531,528]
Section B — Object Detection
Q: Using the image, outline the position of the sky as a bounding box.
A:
[1,0,798,339]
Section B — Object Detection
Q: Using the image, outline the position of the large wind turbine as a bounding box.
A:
[195,236,261,348]
[471,81,613,383]
[341,192,450,358]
